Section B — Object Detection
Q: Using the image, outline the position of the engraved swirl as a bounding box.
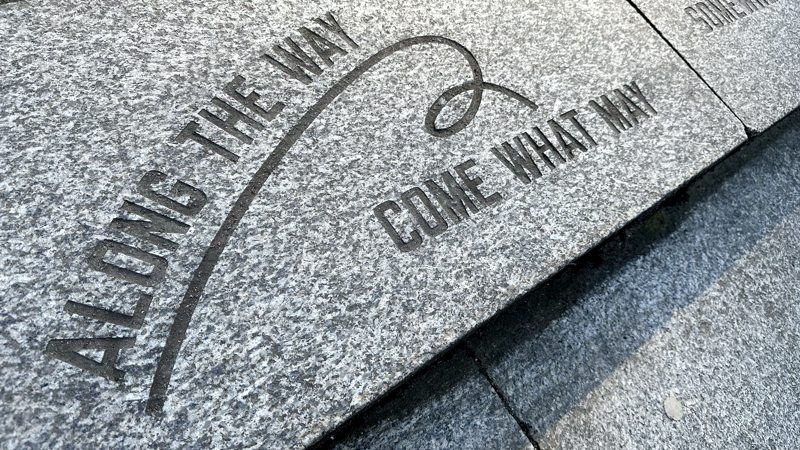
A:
[146,35,538,413]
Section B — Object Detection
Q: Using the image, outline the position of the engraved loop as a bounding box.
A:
[425,81,539,137]
[147,35,538,414]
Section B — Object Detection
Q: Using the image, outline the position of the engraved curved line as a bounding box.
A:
[145,35,538,413]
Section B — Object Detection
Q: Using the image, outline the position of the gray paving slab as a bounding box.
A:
[1,0,744,448]
[630,0,800,133]
[322,350,533,450]
[539,192,800,449]
[469,108,800,443]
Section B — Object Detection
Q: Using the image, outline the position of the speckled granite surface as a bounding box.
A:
[468,108,800,447]
[630,0,800,133]
[1,0,744,448]
[317,109,800,449]
[538,201,800,449]
[326,350,533,450]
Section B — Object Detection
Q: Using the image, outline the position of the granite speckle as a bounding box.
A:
[1,0,744,448]
[663,396,683,421]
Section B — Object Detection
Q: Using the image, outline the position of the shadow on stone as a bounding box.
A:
[309,108,800,449]
[314,349,532,450]
[466,107,800,438]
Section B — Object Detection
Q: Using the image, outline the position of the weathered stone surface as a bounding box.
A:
[469,109,800,445]
[1,0,743,448]
[325,350,533,450]
[539,196,800,449]
[630,0,800,132]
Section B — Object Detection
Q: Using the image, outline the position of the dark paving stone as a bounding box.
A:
[469,107,800,441]
[318,350,533,450]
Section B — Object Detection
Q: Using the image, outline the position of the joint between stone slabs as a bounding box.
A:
[304,345,471,450]
[622,0,750,135]
[465,346,542,450]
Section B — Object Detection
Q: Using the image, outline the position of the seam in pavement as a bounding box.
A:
[466,347,542,450]
[624,0,753,137]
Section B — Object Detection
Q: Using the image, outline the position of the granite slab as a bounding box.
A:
[468,107,800,444]
[630,0,800,133]
[322,350,533,450]
[540,193,800,449]
[1,0,744,448]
